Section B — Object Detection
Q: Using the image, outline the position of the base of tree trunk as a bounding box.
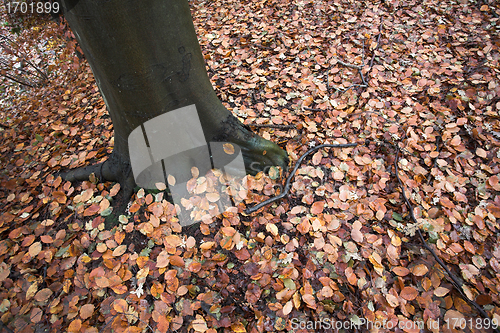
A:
[61,107,289,228]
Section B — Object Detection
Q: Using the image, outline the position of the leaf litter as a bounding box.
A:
[1,0,500,332]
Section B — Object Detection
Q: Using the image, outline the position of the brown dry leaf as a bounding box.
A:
[450,135,461,146]
[351,228,364,243]
[200,241,216,250]
[34,288,52,302]
[310,201,324,215]
[444,309,465,330]
[186,236,196,248]
[157,315,170,332]
[26,282,38,300]
[221,227,236,237]
[411,264,428,277]
[52,191,67,204]
[40,235,53,244]
[385,294,399,307]
[302,294,316,308]
[312,151,322,165]
[156,251,170,268]
[167,175,176,186]
[475,294,492,305]
[434,286,450,297]
[112,244,127,257]
[191,166,200,178]
[169,255,185,267]
[164,235,183,247]
[80,304,95,320]
[95,276,110,288]
[206,192,220,202]
[113,299,128,313]
[83,204,100,216]
[192,317,208,332]
[392,266,410,276]
[400,286,418,300]
[188,261,202,273]
[154,182,166,190]
[67,319,82,333]
[283,300,293,315]
[30,307,42,323]
[463,240,475,254]
[345,266,357,285]
[110,183,121,196]
[333,170,344,180]
[29,242,42,257]
[0,263,11,282]
[230,322,246,333]
[266,223,279,236]
[476,148,487,158]
[165,269,179,292]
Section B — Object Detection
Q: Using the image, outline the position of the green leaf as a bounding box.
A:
[392,212,403,221]
[55,245,70,258]
[283,278,296,290]
[100,207,113,216]
[35,134,43,142]
[268,166,279,180]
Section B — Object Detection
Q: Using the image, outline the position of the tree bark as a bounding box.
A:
[60,0,288,200]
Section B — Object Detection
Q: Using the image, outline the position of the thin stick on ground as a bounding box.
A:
[247,123,295,129]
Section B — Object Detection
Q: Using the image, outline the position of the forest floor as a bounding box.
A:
[1,0,500,332]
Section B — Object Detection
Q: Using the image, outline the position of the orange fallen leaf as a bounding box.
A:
[113,299,128,313]
[223,143,235,155]
[112,244,127,257]
[67,319,81,333]
[411,264,428,277]
[80,304,95,320]
[30,307,42,323]
[310,201,324,215]
[433,286,450,297]
[400,286,418,300]
[169,255,185,267]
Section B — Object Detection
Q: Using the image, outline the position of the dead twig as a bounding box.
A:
[331,56,362,69]
[303,107,324,112]
[248,123,295,129]
[244,142,359,214]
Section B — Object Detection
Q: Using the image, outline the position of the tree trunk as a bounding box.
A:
[60,0,288,222]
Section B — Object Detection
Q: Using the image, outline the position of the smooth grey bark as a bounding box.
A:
[61,0,288,197]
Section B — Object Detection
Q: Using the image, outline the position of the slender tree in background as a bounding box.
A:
[61,0,288,204]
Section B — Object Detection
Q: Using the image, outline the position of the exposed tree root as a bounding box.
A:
[61,156,137,228]
[61,160,116,182]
